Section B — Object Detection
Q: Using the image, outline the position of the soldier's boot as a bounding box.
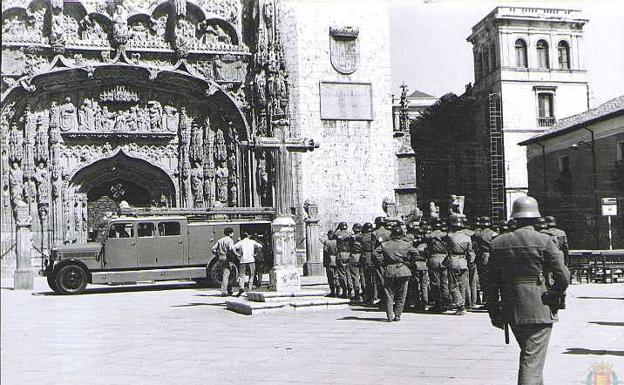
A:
[354,290,363,304]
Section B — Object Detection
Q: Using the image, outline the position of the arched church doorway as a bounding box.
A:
[70,151,176,231]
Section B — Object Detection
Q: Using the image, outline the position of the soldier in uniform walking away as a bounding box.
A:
[444,216,474,315]
[425,220,450,312]
[349,224,364,303]
[359,222,377,304]
[211,227,239,297]
[542,216,570,267]
[374,225,412,322]
[371,217,391,304]
[407,228,429,311]
[322,230,339,297]
[488,196,569,385]
[458,217,477,308]
[335,222,353,299]
[472,216,498,308]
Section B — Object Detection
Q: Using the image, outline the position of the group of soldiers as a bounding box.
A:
[322,212,569,318]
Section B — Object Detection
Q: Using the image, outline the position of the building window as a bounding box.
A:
[617,141,624,161]
[515,39,528,68]
[558,155,570,175]
[558,41,570,69]
[537,93,555,126]
[537,40,549,69]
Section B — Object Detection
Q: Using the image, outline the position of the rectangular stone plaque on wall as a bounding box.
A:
[319,81,373,120]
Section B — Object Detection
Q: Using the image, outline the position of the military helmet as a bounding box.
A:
[352,223,362,231]
[390,225,405,238]
[481,216,491,227]
[406,221,416,233]
[475,216,483,227]
[432,220,443,230]
[374,216,386,227]
[544,216,557,227]
[510,196,541,219]
[337,222,348,231]
[534,217,548,230]
[448,216,464,228]
[361,222,373,232]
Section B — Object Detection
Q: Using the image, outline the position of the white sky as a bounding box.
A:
[389,0,624,107]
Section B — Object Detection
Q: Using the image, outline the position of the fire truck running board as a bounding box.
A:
[91,267,206,284]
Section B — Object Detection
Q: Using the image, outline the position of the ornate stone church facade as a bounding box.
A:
[1,0,395,268]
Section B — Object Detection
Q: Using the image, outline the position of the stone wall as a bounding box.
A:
[282,0,395,233]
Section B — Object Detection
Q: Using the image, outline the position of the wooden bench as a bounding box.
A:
[568,250,624,284]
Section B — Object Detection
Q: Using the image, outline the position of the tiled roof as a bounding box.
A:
[520,95,624,145]
[408,89,435,98]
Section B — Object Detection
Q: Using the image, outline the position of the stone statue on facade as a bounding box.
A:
[127,106,139,131]
[254,71,267,107]
[9,122,23,163]
[49,102,61,141]
[9,162,24,205]
[214,128,227,162]
[112,4,129,47]
[174,18,195,56]
[198,21,231,45]
[190,165,204,206]
[190,123,203,163]
[100,106,114,131]
[147,101,162,131]
[35,114,49,163]
[34,162,49,205]
[215,162,229,204]
[60,97,78,132]
[429,201,440,220]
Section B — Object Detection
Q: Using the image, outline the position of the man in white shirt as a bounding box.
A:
[234,232,263,296]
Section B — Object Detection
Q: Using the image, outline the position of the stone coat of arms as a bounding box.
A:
[329,26,359,75]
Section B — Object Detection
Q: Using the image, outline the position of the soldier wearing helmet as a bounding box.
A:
[541,216,569,266]
[322,230,338,297]
[335,222,353,299]
[359,222,377,304]
[371,217,391,304]
[407,227,429,311]
[424,219,450,312]
[458,216,477,307]
[488,196,569,385]
[472,215,498,308]
[443,216,475,315]
[348,223,363,303]
[373,225,412,322]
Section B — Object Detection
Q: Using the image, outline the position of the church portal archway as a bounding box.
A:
[70,151,176,229]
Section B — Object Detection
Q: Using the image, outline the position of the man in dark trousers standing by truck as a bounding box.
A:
[487,196,569,385]
[212,227,239,297]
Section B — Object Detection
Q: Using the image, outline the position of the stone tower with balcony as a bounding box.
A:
[467,6,589,218]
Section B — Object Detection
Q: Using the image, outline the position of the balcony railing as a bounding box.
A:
[538,116,556,127]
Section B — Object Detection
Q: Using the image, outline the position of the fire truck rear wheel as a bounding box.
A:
[55,264,88,295]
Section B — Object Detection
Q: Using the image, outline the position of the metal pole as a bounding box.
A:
[607,216,613,250]
[584,128,599,249]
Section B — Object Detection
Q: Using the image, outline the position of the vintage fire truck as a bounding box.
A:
[40,207,274,294]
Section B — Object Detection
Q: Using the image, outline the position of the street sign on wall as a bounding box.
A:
[601,198,618,216]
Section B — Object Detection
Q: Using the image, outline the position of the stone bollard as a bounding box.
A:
[269,215,301,292]
[303,199,323,276]
[14,201,33,290]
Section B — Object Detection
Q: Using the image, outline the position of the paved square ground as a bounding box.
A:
[2,278,623,385]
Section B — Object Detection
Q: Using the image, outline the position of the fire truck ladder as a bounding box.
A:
[488,93,506,222]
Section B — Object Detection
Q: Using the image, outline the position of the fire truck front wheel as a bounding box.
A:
[55,264,88,295]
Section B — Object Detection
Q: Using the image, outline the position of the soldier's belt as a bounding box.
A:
[505,275,544,284]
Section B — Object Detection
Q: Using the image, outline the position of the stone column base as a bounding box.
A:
[269,266,301,292]
[303,262,324,277]
[14,269,34,290]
